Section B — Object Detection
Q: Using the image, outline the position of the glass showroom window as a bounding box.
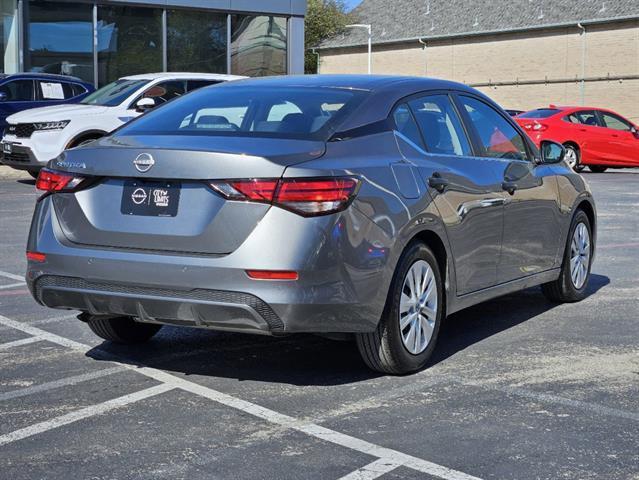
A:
[167,9,227,73]
[97,5,162,85]
[0,0,18,74]
[231,15,287,77]
[24,1,93,82]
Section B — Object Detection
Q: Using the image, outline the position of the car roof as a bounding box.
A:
[0,72,88,83]
[120,73,246,81]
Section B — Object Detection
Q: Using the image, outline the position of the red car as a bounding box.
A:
[515,106,639,172]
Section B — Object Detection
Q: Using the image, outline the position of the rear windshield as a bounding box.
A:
[81,79,147,106]
[518,108,560,119]
[115,86,367,141]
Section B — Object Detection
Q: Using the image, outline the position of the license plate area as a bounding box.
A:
[120,180,180,217]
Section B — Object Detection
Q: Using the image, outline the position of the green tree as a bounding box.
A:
[305,0,351,73]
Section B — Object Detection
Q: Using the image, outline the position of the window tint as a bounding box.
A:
[186,80,220,92]
[117,86,365,141]
[409,95,471,156]
[71,84,87,97]
[392,103,424,149]
[0,80,34,101]
[37,81,74,100]
[460,96,530,161]
[518,108,559,119]
[564,110,599,127]
[599,112,632,131]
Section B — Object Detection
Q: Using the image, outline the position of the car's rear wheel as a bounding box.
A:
[563,144,584,172]
[87,315,162,344]
[542,210,592,302]
[588,166,608,173]
[356,242,443,375]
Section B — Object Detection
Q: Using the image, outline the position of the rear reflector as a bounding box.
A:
[246,270,299,281]
[36,168,88,193]
[209,177,360,217]
[26,251,46,262]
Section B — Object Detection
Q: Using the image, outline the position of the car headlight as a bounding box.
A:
[33,120,70,131]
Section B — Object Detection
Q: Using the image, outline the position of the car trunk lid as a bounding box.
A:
[50,135,325,255]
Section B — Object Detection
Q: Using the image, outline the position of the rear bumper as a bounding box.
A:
[26,196,394,335]
[31,275,283,334]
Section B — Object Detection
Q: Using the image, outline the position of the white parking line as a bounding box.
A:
[338,459,403,479]
[0,336,43,351]
[0,384,173,447]
[0,270,25,282]
[0,366,125,402]
[0,282,26,290]
[0,314,483,480]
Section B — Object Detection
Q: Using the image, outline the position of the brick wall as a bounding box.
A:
[319,19,639,122]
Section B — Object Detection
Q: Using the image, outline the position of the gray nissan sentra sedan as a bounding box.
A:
[26,75,596,374]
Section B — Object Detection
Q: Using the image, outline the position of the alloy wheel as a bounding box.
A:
[399,260,438,355]
[570,222,591,289]
[565,147,578,170]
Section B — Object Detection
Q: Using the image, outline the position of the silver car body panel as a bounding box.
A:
[26,75,596,335]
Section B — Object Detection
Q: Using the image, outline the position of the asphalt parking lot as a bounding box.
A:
[0,166,637,480]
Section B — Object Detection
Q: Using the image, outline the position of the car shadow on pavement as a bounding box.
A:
[86,273,609,386]
[429,273,610,367]
[17,179,36,186]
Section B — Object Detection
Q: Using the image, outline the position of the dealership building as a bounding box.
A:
[318,0,639,122]
[0,0,306,86]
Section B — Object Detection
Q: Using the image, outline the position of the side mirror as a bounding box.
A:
[631,126,639,139]
[539,140,565,164]
[135,97,155,113]
[0,92,7,102]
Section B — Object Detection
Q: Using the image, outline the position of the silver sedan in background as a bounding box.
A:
[26,75,596,374]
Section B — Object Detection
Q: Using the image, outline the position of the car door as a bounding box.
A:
[597,111,639,165]
[0,79,36,127]
[568,110,611,163]
[400,93,505,295]
[456,94,563,284]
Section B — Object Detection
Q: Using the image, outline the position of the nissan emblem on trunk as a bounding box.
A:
[134,153,155,173]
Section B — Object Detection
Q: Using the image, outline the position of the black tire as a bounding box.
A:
[87,316,162,344]
[356,242,444,375]
[542,210,593,303]
[564,144,584,172]
[588,166,608,173]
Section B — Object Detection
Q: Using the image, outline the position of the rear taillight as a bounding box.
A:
[36,168,87,193]
[209,177,360,217]
[26,251,46,262]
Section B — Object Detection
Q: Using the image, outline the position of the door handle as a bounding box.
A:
[428,173,449,192]
[502,180,518,195]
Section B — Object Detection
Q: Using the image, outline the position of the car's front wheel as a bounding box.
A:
[542,210,593,302]
[356,242,443,374]
[87,315,162,344]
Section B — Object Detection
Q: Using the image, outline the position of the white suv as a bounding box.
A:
[1,72,243,176]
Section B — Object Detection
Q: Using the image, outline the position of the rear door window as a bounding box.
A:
[565,110,599,127]
[392,103,425,149]
[0,80,35,101]
[459,95,530,161]
[37,81,74,100]
[409,94,471,156]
